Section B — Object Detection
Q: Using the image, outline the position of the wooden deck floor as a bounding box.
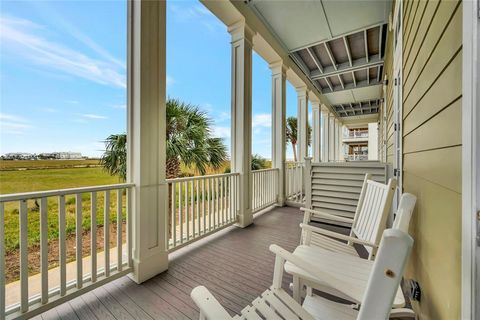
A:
[35,206,345,320]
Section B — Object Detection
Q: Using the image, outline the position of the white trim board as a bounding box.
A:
[461,1,478,319]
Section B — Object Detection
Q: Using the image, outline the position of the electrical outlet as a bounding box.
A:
[404,279,421,302]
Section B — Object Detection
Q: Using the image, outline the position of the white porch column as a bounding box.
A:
[328,113,335,161]
[320,106,329,162]
[311,100,321,162]
[334,118,340,161]
[228,21,254,228]
[296,86,308,162]
[337,122,344,161]
[128,0,168,283]
[270,61,287,205]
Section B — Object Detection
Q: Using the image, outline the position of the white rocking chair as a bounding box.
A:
[286,193,417,313]
[301,174,397,260]
[191,228,413,320]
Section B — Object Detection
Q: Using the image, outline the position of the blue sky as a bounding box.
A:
[1,0,300,159]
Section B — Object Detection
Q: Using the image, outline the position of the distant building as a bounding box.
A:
[38,152,83,160]
[2,152,83,160]
[2,153,35,160]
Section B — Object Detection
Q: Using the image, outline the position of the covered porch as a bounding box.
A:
[0,0,476,319]
[34,207,339,320]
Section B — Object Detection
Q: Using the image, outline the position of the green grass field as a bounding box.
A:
[0,159,233,252]
[1,162,122,252]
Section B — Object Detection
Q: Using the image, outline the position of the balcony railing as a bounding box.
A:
[345,154,369,161]
[0,183,134,319]
[344,131,369,139]
[2,170,281,318]
[286,162,304,205]
[252,168,278,213]
[167,173,239,252]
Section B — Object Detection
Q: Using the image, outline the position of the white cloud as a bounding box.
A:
[212,126,230,138]
[41,107,57,113]
[112,104,127,110]
[170,3,224,32]
[201,103,213,113]
[0,113,32,134]
[0,16,126,89]
[217,111,230,122]
[78,113,107,120]
[167,75,175,87]
[252,113,271,128]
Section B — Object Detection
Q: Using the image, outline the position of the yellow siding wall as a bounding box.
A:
[381,1,463,318]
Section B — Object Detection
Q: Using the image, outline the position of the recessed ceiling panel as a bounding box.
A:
[322,0,388,37]
[252,1,330,51]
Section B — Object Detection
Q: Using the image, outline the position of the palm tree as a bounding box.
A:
[100,98,228,180]
[100,134,127,181]
[286,117,298,162]
[285,116,312,162]
[251,154,268,170]
[166,98,227,178]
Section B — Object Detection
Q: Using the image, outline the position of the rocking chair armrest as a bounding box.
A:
[300,208,355,224]
[269,244,354,297]
[191,286,233,319]
[389,308,416,318]
[300,223,379,248]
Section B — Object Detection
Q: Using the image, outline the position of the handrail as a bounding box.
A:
[251,168,278,173]
[166,172,239,183]
[1,183,133,319]
[0,183,135,202]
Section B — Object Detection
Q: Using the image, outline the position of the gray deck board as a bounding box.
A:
[40,207,342,319]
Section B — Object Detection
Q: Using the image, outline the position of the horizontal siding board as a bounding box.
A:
[402,173,461,319]
[403,0,441,72]
[403,1,460,98]
[403,99,461,153]
[403,146,461,194]
[403,51,462,133]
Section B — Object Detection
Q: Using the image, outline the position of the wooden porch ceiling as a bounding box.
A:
[332,99,381,117]
[290,24,388,97]
[35,207,349,320]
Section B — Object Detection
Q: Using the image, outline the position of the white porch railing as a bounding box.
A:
[286,162,305,205]
[344,130,368,139]
[0,183,134,320]
[346,154,369,161]
[252,168,278,213]
[167,173,239,251]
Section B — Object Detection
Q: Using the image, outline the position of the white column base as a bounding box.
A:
[129,249,168,284]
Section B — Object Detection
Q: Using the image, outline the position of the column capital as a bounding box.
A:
[228,20,255,44]
[320,104,330,113]
[269,60,287,75]
[295,85,308,96]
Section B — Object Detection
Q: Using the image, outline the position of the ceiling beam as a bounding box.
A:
[378,25,383,59]
[364,29,369,63]
[338,74,344,89]
[367,67,370,84]
[352,71,357,87]
[377,65,381,82]
[310,57,383,80]
[343,36,353,67]
[290,52,310,76]
[321,79,382,94]
[306,47,323,74]
[324,77,334,92]
[323,42,337,71]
